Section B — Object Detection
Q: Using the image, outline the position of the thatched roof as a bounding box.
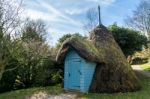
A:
[56,36,104,63]
[56,24,141,93]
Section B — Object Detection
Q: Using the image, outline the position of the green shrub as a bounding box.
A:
[132,57,148,65]
[13,57,63,89]
[109,24,148,57]
[0,59,18,92]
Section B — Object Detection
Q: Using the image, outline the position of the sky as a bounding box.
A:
[22,0,141,45]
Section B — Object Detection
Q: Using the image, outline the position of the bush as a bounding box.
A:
[33,57,63,86]
[13,56,63,89]
[109,24,148,57]
[0,59,18,92]
[132,57,148,65]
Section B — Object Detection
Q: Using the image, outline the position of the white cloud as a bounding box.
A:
[36,1,82,26]
[86,0,116,6]
[22,0,116,45]
[23,0,85,45]
[25,9,69,24]
[64,8,87,15]
[58,0,116,15]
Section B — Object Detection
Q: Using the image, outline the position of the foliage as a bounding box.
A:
[125,0,150,38]
[0,0,63,93]
[0,0,23,80]
[0,59,18,92]
[32,57,63,86]
[57,33,85,48]
[0,19,63,92]
[0,29,16,80]
[21,19,47,43]
[13,20,61,89]
[58,33,84,44]
[108,24,148,57]
[132,57,148,65]
[0,0,23,34]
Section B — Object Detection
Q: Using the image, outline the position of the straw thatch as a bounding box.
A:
[56,24,141,93]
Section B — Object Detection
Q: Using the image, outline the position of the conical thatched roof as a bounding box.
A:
[56,24,141,93]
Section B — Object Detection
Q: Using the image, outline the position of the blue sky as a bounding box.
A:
[23,0,141,45]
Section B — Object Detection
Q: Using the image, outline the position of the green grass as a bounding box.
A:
[81,74,150,99]
[140,63,150,71]
[0,74,150,99]
[0,85,63,99]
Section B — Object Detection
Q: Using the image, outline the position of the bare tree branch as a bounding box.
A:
[125,1,150,38]
[0,0,23,35]
[83,8,99,33]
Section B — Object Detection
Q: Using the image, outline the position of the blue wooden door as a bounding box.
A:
[68,59,81,89]
[64,50,82,90]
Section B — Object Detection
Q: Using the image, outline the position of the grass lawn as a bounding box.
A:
[0,74,150,99]
[0,85,63,99]
[81,74,150,99]
[140,63,150,71]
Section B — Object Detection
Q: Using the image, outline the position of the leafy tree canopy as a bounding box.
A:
[57,33,86,48]
[108,23,148,57]
[21,19,47,43]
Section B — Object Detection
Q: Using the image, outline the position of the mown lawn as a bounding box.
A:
[0,74,150,99]
[0,85,63,99]
[140,63,150,71]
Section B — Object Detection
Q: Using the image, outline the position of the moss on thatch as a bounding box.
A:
[56,36,103,63]
[56,24,141,93]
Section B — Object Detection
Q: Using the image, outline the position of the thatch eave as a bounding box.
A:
[56,36,103,63]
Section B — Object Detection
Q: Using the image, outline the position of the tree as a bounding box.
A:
[83,8,98,33]
[0,31,11,80]
[125,1,150,38]
[108,24,148,61]
[57,33,85,48]
[58,33,84,44]
[0,0,23,80]
[15,41,50,87]
[18,19,48,86]
[21,19,47,43]
[0,0,23,34]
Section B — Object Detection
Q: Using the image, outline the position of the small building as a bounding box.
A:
[56,25,141,93]
[56,35,100,93]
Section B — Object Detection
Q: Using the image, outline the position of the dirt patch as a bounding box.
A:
[26,91,79,99]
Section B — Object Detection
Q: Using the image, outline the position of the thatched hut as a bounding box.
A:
[56,24,141,93]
